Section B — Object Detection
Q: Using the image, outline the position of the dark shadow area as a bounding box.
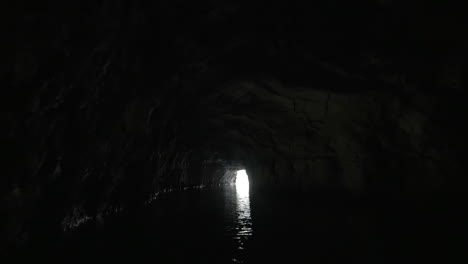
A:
[13,189,467,263]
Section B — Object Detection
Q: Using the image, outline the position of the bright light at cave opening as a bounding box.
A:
[235,170,250,192]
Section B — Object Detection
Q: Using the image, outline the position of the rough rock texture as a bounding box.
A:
[2,0,468,252]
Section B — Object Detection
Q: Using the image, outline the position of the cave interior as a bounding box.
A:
[2,0,468,262]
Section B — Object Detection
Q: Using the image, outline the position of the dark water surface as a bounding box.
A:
[23,186,467,263]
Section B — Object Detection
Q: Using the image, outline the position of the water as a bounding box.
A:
[155,186,253,263]
[226,185,253,262]
[54,186,255,263]
[29,187,466,263]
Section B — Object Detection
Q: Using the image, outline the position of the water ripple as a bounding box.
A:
[223,184,253,263]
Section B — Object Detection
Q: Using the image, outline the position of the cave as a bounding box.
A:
[2,1,468,263]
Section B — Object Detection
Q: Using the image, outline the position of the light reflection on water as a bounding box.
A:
[225,181,252,263]
[235,184,252,243]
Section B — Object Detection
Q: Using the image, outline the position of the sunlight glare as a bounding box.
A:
[235,170,249,193]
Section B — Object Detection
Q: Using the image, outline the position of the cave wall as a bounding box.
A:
[0,0,213,249]
[203,78,468,196]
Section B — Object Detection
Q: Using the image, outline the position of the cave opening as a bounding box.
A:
[235,169,250,193]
